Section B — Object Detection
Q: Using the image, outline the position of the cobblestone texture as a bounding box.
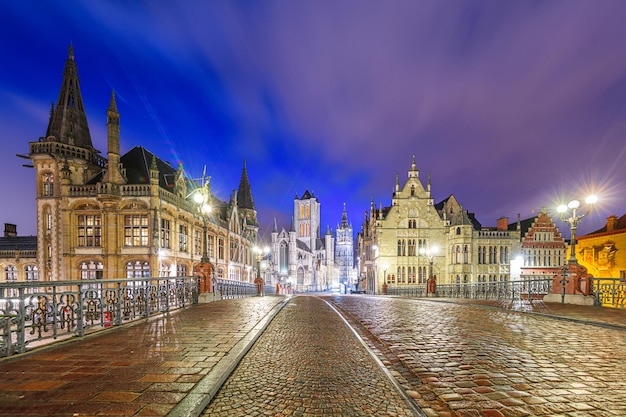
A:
[0,297,283,417]
[324,295,626,417]
[203,295,419,417]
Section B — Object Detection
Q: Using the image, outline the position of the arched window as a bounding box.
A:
[456,227,461,235]
[411,185,415,196]
[80,261,103,280]
[397,240,402,256]
[159,262,171,277]
[126,260,150,278]
[455,246,461,264]
[463,245,469,263]
[25,265,38,281]
[279,241,289,275]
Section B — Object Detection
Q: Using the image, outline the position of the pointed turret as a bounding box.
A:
[46,44,93,150]
[237,160,255,210]
[102,91,125,185]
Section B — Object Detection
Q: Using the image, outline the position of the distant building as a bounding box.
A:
[517,208,567,279]
[270,190,335,292]
[335,204,356,291]
[577,214,626,278]
[357,156,521,293]
[25,45,258,283]
[0,224,38,295]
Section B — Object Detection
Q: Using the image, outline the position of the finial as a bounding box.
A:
[411,154,416,170]
[68,43,75,61]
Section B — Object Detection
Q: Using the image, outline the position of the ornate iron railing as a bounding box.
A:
[386,278,552,301]
[0,276,199,357]
[592,278,626,309]
[215,278,258,299]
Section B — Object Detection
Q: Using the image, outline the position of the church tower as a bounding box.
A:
[335,204,355,289]
[29,45,106,281]
[236,160,258,241]
[294,190,320,252]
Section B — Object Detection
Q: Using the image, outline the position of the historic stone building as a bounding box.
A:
[269,190,335,292]
[0,224,38,296]
[517,208,568,279]
[26,46,258,283]
[335,204,356,291]
[357,156,521,293]
[577,214,626,279]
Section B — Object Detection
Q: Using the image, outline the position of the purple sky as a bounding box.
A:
[2,1,626,240]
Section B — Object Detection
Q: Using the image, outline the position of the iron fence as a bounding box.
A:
[386,278,553,301]
[592,278,626,309]
[215,278,258,299]
[0,276,199,357]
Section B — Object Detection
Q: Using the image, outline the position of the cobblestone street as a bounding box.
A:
[324,295,626,417]
[203,296,420,417]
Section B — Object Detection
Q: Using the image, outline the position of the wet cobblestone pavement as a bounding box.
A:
[203,295,420,417]
[1,293,625,416]
[0,297,285,417]
[324,295,626,417]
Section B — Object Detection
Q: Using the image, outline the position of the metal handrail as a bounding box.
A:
[0,276,199,357]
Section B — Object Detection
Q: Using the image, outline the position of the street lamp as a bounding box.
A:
[419,246,438,286]
[193,191,212,264]
[557,195,597,264]
[254,245,270,295]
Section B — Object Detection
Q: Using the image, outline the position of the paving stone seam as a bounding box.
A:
[319,296,428,417]
[414,297,626,332]
[165,296,291,417]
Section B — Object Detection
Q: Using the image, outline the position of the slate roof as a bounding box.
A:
[0,236,37,252]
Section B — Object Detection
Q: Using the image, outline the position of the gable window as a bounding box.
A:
[78,214,102,246]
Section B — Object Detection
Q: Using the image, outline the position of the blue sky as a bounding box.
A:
[2,1,626,240]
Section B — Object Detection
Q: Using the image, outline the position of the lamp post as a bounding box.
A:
[557,195,597,265]
[549,195,598,304]
[192,183,212,298]
[254,245,269,296]
[420,246,438,295]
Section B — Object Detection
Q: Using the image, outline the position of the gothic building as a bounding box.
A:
[335,204,356,291]
[269,190,335,292]
[358,156,521,294]
[26,46,258,283]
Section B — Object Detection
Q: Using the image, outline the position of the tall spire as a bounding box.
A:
[237,160,255,210]
[341,203,348,228]
[46,44,93,150]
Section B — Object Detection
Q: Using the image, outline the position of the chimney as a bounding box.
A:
[496,217,509,231]
[606,215,617,232]
[4,223,17,237]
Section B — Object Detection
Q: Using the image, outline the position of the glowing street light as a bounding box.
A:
[419,246,439,284]
[557,195,598,264]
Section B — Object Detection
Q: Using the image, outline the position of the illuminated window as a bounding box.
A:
[126,260,150,278]
[177,264,188,276]
[25,265,38,281]
[179,225,188,252]
[79,261,103,279]
[159,262,171,277]
[124,215,149,246]
[160,219,171,249]
[77,215,102,246]
[218,238,224,259]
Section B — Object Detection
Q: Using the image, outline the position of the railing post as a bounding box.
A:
[77,284,84,337]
